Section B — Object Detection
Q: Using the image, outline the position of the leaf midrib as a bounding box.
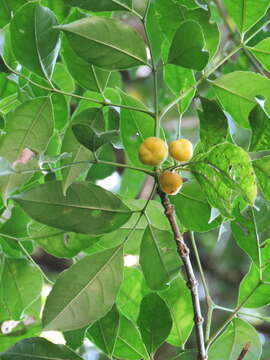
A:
[16,197,131,213]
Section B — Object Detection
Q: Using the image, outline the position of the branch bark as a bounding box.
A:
[237,343,251,360]
[158,189,207,360]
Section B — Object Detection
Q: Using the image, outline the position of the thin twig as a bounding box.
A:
[158,190,207,360]
[2,61,155,117]
[159,44,242,121]
[206,282,261,350]
[190,231,215,342]
[237,343,251,360]
[215,305,269,323]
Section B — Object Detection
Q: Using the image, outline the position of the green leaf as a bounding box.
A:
[238,240,270,308]
[224,0,270,34]
[10,2,60,80]
[0,205,29,238]
[140,225,181,291]
[198,97,228,151]
[212,71,270,128]
[190,143,257,218]
[113,315,150,360]
[64,326,88,351]
[12,181,132,235]
[0,0,10,28]
[120,93,155,168]
[231,207,261,266]
[28,222,98,259]
[1,25,18,70]
[88,200,171,255]
[41,0,70,23]
[168,20,209,71]
[253,156,270,202]
[0,337,83,360]
[164,64,196,114]
[159,276,193,347]
[156,1,219,59]
[138,293,172,355]
[87,305,119,357]
[65,0,133,12]
[53,63,75,93]
[61,9,111,93]
[170,181,222,233]
[145,2,164,64]
[72,108,118,152]
[118,168,146,199]
[208,319,262,359]
[249,105,270,152]
[0,236,33,259]
[87,143,116,182]
[56,16,147,70]
[62,35,111,93]
[0,323,41,353]
[43,246,123,331]
[171,351,198,360]
[247,38,270,72]
[61,112,94,195]
[0,94,20,116]
[0,74,16,99]
[0,258,43,321]
[0,97,54,200]
[0,158,15,176]
[117,267,149,322]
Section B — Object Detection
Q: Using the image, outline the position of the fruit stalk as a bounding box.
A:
[158,189,207,360]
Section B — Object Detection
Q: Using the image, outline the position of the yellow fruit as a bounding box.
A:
[159,171,183,195]
[169,138,193,162]
[138,137,168,166]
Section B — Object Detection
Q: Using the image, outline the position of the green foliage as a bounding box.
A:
[168,20,209,71]
[43,246,123,331]
[56,16,147,70]
[208,318,262,359]
[13,181,132,235]
[137,293,172,354]
[140,225,181,290]
[1,1,270,359]
[0,337,83,359]
[10,2,60,80]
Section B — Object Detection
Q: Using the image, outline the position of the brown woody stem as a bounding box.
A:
[158,189,207,360]
[237,343,251,360]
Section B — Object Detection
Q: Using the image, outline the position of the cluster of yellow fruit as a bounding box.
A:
[138,137,193,195]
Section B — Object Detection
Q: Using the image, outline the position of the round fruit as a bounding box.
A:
[169,138,193,162]
[159,170,183,195]
[138,137,168,166]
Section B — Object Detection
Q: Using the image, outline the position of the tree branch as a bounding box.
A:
[237,343,251,360]
[158,190,207,360]
[2,62,155,117]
